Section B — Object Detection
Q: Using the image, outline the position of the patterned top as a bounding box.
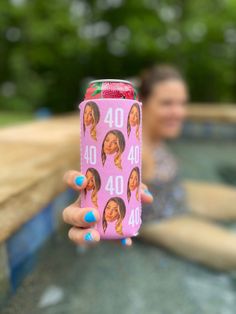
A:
[142,143,187,222]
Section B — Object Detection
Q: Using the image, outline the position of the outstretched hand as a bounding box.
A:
[62,170,153,247]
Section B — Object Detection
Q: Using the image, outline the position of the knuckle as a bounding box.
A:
[72,211,82,225]
[65,170,79,185]
[63,171,72,183]
[68,227,81,244]
[62,208,68,223]
[68,228,74,240]
[93,209,100,220]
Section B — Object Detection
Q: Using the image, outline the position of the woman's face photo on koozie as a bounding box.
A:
[129,169,139,191]
[129,105,139,127]
[84,105,94,126]
[104,200,120,222]
[86,170,95,190]
[101,130,125,169]
[127,103,140,140]
[102,197,126,236]
[85,168,101,208]
[103,133,119,155]
[83,102,100,141]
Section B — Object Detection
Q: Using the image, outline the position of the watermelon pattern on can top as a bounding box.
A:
[85,80,138,100]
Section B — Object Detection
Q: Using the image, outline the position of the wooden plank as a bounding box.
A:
[187,104,236,123]
[0,114,79,144]
[0,115,80,243]
[184,180,236,220]
[0,147,79,243]
[140,215,236,270]
[0,142,79,204]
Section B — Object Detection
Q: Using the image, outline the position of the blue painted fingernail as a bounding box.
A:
[84,232,93,242]
[121,238,126,246]
[75,175,85,187]
[84,211,96,223]
[144,189,153,197]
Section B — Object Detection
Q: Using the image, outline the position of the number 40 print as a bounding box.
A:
[128,207,140,227]
[104,108,124,128]
[84,145,96,165]
[105,176,123,195]
[128,145,139,164]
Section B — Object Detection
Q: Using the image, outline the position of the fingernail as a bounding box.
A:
[75,175,85,187]
[121,238,126,246]
[84,232,94,242]
[144,189,153,197]
[84,211,96,223]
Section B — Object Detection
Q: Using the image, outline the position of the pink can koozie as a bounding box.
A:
[79,79,142,240]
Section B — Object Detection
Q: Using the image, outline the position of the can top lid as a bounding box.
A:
[90,79,133,85]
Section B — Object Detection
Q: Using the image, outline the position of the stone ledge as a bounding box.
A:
[0,115,80,244]
[184,180,236,221]
[187,104,236,123]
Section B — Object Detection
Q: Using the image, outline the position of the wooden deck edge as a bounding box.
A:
[183,180,236,221]
[0,114,80,244]
[0,152,79,244]
[187,105,236,123]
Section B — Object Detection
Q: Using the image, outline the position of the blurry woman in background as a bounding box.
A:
[102,197,126,236]
[83,101,100,140]
[127,103,141,140]
[101,130,125,169]
[127,167,140,202]
[140,65,236,270]
[140,65,187,221]
[85,168,101,208]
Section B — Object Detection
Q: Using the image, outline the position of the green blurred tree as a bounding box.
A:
[1,0,236,113]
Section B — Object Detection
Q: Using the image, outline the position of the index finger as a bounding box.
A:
[141,183,153,204]
[63,170,87,191]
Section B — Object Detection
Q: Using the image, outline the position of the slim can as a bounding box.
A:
[79,79,142,240]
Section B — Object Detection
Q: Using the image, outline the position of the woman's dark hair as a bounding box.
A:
[127,167,140,202]
[101,130,125,169]
[85,168,101,207]
[139,65,185,103]
[102,197,126,236]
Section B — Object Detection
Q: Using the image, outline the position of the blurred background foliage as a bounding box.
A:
[1,0,236,113]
